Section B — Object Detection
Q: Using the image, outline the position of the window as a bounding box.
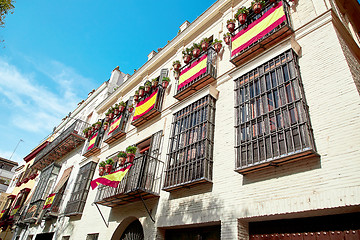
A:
[64,161,96,215]
[163,95,216,190]
[31,164,60,203]
[61,236,70,240]
[86,233,99,240]
[234,50,316,172]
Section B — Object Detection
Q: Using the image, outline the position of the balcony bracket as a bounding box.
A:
[140,194,155,223]
[93,203,109,228]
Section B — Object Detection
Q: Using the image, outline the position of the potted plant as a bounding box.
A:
[162,77,170,89]
[212,39,223,53]
[83,128,89,138]
[144,81,152,93]
[117,151,127,166]
[108,108,114,120]
[227,19,236,33]
[182,48,192,64]
[235,7,249,24]
[251,0,265,14]
[138,86,145,97]
[223,33,231,45]
[113,103,120,115]
[134,90,139,102]
[119,101,126,112]
[95,121,102,130]
[126,146,137,163]
[200,37,210,51]
[99,161,106,176]
[192,43,201,58]
[105,158,114,173]
[103,122,109,131]
[172,60,181,72]
[87,127,93,137]
[128,104,134,113]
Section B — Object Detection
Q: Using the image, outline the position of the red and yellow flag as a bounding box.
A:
[0,210,5,219]
[43,193,56,209]
[87,132,98,151]
[10,205,20,216]
[108,116,122,135]
[90,164,132,190]
[178,54,208,90]
[231,2,286,57]
[133,90,158,121]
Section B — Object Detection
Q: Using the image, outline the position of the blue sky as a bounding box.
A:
[0,0,214,164]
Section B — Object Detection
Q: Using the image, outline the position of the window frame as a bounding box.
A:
[234,49,317,173]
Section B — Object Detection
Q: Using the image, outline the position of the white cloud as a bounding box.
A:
[0,57,91,133]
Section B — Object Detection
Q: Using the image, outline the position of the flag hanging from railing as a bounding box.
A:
[43,193,56,209]
[178,54,208,90]
[9,205,20,217]
[87,132,98,151]
[231,2,286,57]
[132,90,158,121]
[108,116,122,135]
[90,164,132,190]
[0,210,5,219]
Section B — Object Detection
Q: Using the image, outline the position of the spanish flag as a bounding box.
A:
[0,210,5,219]
[178,54,207,90]
[90,164,132,190]
[133,90,158,121]
[43,193,56,209]
[108,116,122,135]
[231,2,286,57]
[10,205,20,216]
[87,132,98,151]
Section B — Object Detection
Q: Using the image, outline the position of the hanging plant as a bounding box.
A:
[113,103,120,115]
[162,77,171,89]
[128,104,134,113]
[227,19,236,33]
[152,78,159,88]
[182,48,192,64]
[99,161,106,176]
[212,39,223,53]
[192,43,201,58]
[235,7,249,24]
[144,81,152,93]
[251,0,265,14]
[200,37,210,52]
[223,33,231,45]
[134,90,139,102]
[119,101,126,112]
[138,86,145,97]
[172,60,181,72]
[105,158,114,173]
[103,122,109,131]
[117,151,127,166]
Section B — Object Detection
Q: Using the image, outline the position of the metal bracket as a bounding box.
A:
[93,203,109,228]
[139,194,155,223]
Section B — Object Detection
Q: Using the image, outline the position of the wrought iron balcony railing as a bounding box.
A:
[23,200,44,223]
[131,86,165,127]
[230,0,293,67]
[103,110,131,145]
[94,154,164,207]
[33,119,89,170]
[174,47,217,101]
[83,127,103,158]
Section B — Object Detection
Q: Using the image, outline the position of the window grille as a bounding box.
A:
[86,233,99,240]
[163,95,216,190]
[234,49,316,172]
[30,164,60,203]
[64,161,96,215]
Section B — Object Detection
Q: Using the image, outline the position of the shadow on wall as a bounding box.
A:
[242,156,321,185]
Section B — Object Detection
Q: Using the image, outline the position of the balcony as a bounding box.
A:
[131,87,165,127]
[103,112,130,144]
[33,119,89,170]
[83,129,103,158]
[230,0,292,67]
[94,154,164,207]
[174,47,217,101]
[23,200,44,223]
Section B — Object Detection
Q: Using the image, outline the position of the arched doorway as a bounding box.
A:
[119,219,144,240]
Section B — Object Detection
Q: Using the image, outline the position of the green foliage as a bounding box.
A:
[128,104,133,108]
[251,0,266,6]
[223,32,231,38]
[126,145,137,154]
[162,77,170,82]
[182,47,192,56]
[106,158,114,165]
[138,86,145,90]
[99,161,106,167]
[212,39,223,44]
[0,0,15,27]
[145,81,152,86]
[200,37,210,44]
[235,7,249,19]
[172,60,180,66]
[117,151,127,158]
[227,19,236,24]
[119,101,126,106]
[152,77,159,82]
[193,43,201,50]
[135,90,139,95]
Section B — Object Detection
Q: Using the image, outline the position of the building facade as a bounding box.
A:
[8,0,360,239]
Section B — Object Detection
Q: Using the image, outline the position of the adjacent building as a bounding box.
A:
[3,0,360,239]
